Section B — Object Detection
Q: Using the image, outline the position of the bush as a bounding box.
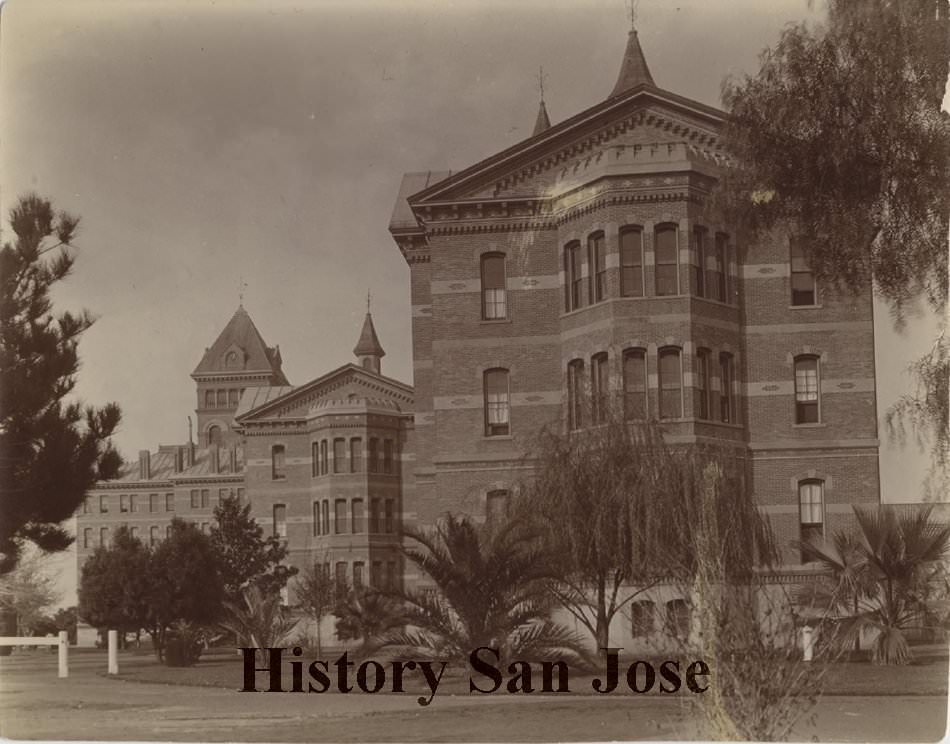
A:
[162,622,205,667]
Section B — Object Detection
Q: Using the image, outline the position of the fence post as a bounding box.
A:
[800,626,814,662]
[107,630,118,675]
[58,631,68,678]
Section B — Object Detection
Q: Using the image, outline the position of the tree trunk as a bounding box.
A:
[595,580,609,650]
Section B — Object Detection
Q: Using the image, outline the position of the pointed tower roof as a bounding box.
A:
[532,100,552,136]
[192,305,287,381]
[353,311,385,359]
[609,28,655,98]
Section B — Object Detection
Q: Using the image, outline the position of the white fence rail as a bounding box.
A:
[0,631,69,677]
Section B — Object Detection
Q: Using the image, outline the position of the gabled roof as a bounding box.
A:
[402,84,725,208]
[354,312,385,358]
[192,306,288,382]
[235,363,412,424]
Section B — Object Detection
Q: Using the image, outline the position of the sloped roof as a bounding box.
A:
[192,306,287,381]
[609,30,655,97]
[354,312,385,358]
[390,171,453,232]
[234,385,296,419]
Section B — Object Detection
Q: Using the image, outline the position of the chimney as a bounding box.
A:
[187,441,196,467]
[174,446,184,474]
[138,450,151,480]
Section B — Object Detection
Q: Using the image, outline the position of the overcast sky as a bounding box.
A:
[2,0,944,601]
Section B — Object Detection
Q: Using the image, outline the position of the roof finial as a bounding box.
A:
[627,0,639,30]
[538,66,547,104]
[239,277,247,308]
[366,289,371,313]
[532,66,553,137]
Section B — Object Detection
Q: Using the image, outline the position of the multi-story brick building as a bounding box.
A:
[388,25,880,583]
[78,305,412,598]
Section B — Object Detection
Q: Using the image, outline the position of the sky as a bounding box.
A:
[1,0,945,604]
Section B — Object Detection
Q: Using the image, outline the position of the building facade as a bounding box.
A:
[78,307,412,598]
[388,28,880,576]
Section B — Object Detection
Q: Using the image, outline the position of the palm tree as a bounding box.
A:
[800,505,950,664]
[219,585,297,661]
[333,588,406,656]
[379,514,587,665]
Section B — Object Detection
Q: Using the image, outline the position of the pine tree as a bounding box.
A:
[0,194,122,574]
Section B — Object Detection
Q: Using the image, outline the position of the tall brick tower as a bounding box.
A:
[389,20,880,570]
[191,305,289,448]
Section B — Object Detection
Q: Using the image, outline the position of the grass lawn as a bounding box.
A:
[110,643,949,697]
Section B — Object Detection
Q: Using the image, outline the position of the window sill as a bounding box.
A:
[789,304,822,310]
[480,318,512,325]
[793,423,826,429]
[483,434,514,441]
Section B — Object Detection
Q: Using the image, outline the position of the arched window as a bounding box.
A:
[367,438,379,472]
[658,347,683,419]
[334,500,347,534]
[311,441,320,477]
[83,528,92,549]
[799,480,824,562]
[631,600,656,637]
[481,253,507,319]
[484,368,510,436]
[350,438,363,473]
[708,233,728,302]
[567,359,585,430]
[313,501,321,536]
[790,239,817,306]
[271,445,286,480]
[591,352,609,424]
[719,352,735,424]
[654,225,679,296]
[666,599,690,637]
[622,349,647,420]
[320,440,328,475]
[351,499,365,534]
[333,438,346,473]
[696,348,711,420]
[588,232,606,303]
[620,227,644,297]
[693,227,707,298]
[794,356,820,424]
[564,241,583,311]
[207,425,222,447]
[486,489,509,525]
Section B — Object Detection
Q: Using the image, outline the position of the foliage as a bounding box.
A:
[379,514,586,666]
[0,193,122,574]
[209,496,297,602]
[52,606,78,644]
[719,0,950,315]
[293,559,337,655]
[220,584,297,660]
[145,518,225,661]
[163,620,209,667]
[523,402,773,649]
[800,504,950,664]
[78,525,152,638]
[0,550,60,634]
[333,587,406,655]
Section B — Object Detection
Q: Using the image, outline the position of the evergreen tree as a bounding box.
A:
[209,496,296,602]
[0,193,121,574]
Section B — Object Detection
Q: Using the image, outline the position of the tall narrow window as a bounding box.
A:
[228,389,239,408]
[320,440,328,475]
[353,562,364,589]
[368,438,379,473]
[333,438,346,474]
[313,502,321,536]
[384,499,395,534]
[83,528,92,549]
[794,356,820,424]
[205,390,215,408]
[484,368,510,436]
[588,232,606,303]
[334,499,347,534]
[631,600,656,637]
[386,561,397,591]
[564,241,583,311]
[322,501,329,535]
[200,489,209,508]
[165,493,174,511]
[371,561,383,589]
[706,235,725,302]
[351,499,365,533]
[312,441,320,477]
[591,352,609,424]
[273,504,287,538]
[622,349,647,420]
[100,494,108,513]
[620,227,644,297]
[149,493,157,513]
[486,489,509,525]
[150,526,159,547]
[130,494,138,513]
[100,527,109,546]
[166,525,172,539]
[799,480,824,562]
[696,348,711,420]
[567,359,585,430]
[82,499,91,514]
[790,239,817,306]
[654,225,679,296]
[658,347,683,419]
[370,498,380,533]
[120,494,129,513]
[271,445,286,480]
[481,253,507,319]
[666,599,690,637]
[216,390,227,408]
[383,440,393,473]
[350,438,363,473]
[335,562,347,589]
[719,352,735,424]
[694,227,707,297]
[190,489,200,508]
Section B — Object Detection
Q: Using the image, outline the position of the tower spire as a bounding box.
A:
[609,2,655,98]
[354,302,386,375]
[532,66,552,136]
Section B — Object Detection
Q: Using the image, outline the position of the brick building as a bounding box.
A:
[77,305,412,598]
[388,26,880,579]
